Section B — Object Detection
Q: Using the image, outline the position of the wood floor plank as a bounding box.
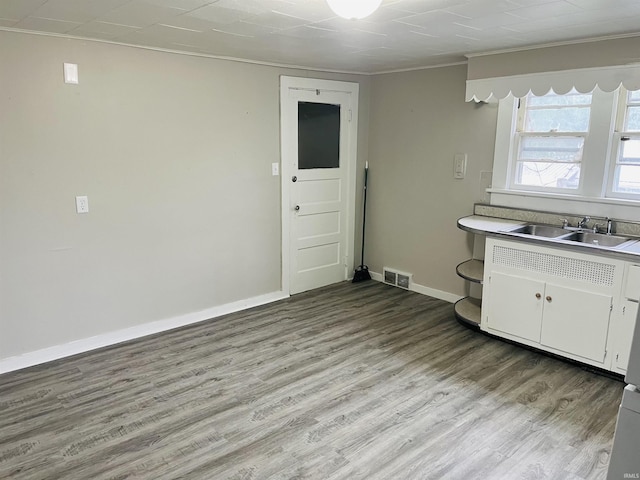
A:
[0,281,624,479]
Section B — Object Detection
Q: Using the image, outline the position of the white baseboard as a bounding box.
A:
[0,290,289,375]
[370,271,462,304]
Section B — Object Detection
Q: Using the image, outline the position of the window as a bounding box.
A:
[609,90,640,196]
[497,86,640,204]
[298,102,340,169]
[512,89,592,192]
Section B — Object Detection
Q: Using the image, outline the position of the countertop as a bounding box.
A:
[458,215,640,261]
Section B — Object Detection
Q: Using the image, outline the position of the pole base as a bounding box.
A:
[352,265,371,283]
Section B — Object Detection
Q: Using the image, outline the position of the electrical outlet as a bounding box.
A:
[75,196,89,214]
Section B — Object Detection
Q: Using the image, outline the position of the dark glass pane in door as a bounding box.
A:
[298,102,340,169]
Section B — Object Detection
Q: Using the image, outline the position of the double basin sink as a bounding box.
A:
[510,224,635,248]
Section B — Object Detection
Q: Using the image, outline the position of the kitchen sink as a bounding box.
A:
[511,224,570,238]
[505,222,638,249]
[563,231,631,247]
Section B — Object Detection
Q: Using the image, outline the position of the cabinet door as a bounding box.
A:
[613,300,638,372]
[486,271,544,342]
[540,283,612,363]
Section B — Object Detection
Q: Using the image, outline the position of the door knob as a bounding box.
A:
[546,296,552,302]
[292,176,297,182]
[294,205,300,211]
[535,293,541,299]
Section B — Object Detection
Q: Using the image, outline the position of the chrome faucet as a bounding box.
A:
[592,217,613,234]
[577,216,591,229]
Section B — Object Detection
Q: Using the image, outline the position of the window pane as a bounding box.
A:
[527,90,592,107]
[524,90,592,133]
[619,138,640,164]
[630,90,640,102]
[515,162,580,189]
[298,102,340,169]
[515,136,583,189]
[612,138,640,194]
[525,106,591,132]
[519,136,584,162]
[614,165,640,193]
[625,106,640,131]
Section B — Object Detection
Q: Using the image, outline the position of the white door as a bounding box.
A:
[613,300,638,372]
[485,271,545,342]
[280,77,358,295]
[540,283,612,363]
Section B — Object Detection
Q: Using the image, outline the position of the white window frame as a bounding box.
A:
[509,91,592,195]
[488,88,640,220]
[606,90,640,200]
[505,89,618,198]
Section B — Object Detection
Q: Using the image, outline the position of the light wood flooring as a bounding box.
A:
[0,281,625,480]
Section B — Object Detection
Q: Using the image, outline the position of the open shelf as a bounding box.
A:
[456,259,484,284]
[454,297,481,328]
[454,231,485,330]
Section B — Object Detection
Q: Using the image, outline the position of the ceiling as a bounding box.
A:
[2,0,640,74]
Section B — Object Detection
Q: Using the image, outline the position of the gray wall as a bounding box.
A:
[0,31,369,360]
[1,32,497,363]
[467,36,640,79]
[366,65,497,297]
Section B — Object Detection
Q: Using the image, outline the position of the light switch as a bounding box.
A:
[64,63,79,84]
[75,196,89,214]
[272,163,279,176]
[454,153,467,179]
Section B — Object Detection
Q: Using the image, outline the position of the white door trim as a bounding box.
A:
[279,76,359,295]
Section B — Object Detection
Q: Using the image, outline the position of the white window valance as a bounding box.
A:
[465,35,640,102]
[466,64,640,102]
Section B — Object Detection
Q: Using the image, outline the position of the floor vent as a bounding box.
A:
[383,267,412,290]
[384,269,397,285]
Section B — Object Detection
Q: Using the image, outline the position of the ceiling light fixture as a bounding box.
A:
[326,0,383,20]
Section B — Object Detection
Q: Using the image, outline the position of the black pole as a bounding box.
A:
[360,165,368,266]
[353,163,371,283]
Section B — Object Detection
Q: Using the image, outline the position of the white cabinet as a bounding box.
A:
[607,264,640,374]
[486,271,612,364]
[539,284,612,363]
[611,300,638,373]
[485,271,544,342]
[483,238,624,370]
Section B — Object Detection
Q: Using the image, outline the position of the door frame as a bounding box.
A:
[279,76,359,295]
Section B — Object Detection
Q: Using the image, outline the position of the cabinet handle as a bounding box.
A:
[546,296,552,302]
[535,293,541,299]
